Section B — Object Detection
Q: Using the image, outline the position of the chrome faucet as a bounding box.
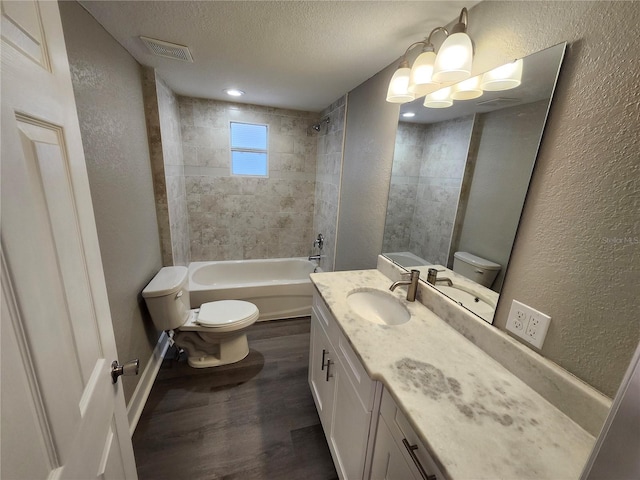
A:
[309,233,324,262]
[426,268,453,287]
[389,269,420,302]
[313,233,324,250]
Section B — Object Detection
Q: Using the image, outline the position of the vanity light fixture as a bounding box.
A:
[386,7,473,104]
[480,58,523,91]
[432,7,473,83]
[386,58,415,103]
[450,75,483,100]
[386,27,448,103]
[423,86,453,108]
[408,27,449,96]
[224,88,245,97]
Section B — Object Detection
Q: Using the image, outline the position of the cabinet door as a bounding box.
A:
[309,309,335,432]
[370,417,419,480]
[330,363,372,480]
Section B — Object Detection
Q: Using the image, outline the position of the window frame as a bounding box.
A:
[229,121,269,177]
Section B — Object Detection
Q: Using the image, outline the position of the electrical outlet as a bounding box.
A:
[506,300,551,349]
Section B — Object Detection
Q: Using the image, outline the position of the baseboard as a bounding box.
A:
[127,331,171,436]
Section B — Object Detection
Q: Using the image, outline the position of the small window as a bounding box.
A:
[230,122,268,176]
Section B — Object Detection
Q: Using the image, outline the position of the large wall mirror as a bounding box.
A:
[382,42,566,324]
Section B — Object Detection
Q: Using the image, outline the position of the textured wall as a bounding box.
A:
[371,1,639,396]
[178,97,318,261]
[457,101,548,290]
[59,1,162,403]
[312,96,347,271]
[335,63,400,270]
[466,0,640,397]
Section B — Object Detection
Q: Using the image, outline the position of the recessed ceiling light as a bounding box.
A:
[224,88,245,97]
[402,112,416,118]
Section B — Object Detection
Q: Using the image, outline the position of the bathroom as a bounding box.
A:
[1,1,638,479]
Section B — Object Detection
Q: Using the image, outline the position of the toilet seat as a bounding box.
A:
[196,300,259,328]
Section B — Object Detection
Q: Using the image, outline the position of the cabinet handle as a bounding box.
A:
[402,438,436,480]
[321,348,328,370]
[325,359,333,382]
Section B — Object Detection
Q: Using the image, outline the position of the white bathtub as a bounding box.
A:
[188,258,319,321]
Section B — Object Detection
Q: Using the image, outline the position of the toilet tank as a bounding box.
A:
[142,266,190,331]
[452,252,501,288]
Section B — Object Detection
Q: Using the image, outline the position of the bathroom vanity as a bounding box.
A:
[308,258,605,480]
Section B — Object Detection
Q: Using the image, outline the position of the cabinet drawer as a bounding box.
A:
[313,293,342,347]
[380,389,445,480]
[313,293,376,411]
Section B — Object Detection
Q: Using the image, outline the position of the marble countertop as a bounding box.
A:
[310,268,595,480]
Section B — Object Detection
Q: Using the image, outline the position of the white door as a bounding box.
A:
[1,1,137,478]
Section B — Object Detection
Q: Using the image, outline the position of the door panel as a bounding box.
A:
[1,1,137,478]
[1,0,51,69]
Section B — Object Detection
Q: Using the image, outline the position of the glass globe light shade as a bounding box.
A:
[424,86,453,108]
[408,50,439,95]
[450,75,483,100]
[386,66,415,103]
[481,59,523,91]
[432,32,473,83]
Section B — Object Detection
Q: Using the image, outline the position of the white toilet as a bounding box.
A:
[142,266,259,368]
[452,252,501,288]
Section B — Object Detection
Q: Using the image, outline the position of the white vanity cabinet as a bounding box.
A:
[370,389,445,480]
[308,304,335,428]
[309,291,380,480]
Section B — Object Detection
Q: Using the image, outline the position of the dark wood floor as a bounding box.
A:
[132,317,338,480]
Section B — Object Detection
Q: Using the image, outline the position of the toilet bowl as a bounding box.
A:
[142,266,259,368]
[452,251,501,288]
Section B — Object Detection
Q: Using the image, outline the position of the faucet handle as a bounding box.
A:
[402,269,420,278]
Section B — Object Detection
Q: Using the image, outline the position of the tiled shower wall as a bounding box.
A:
[142,69,190,266]
[156,76,190,266]
[383,115,474,265]
[312,95,347,271]
[178,98,318,261]
[383,122,424,253]
[411,115,474,265]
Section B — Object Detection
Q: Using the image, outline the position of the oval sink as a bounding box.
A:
[347,289,410,325]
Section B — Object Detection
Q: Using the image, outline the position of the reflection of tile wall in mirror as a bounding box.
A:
[382,42,567,325]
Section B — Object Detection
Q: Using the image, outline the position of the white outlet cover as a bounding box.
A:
[506,299,551,349]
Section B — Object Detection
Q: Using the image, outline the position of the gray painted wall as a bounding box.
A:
[59,1,163,403]
[457,100,549,290]
[354,1,639,397]
[335,63,400,271]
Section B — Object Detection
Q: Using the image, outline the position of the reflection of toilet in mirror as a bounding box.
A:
[142,266,258,368]
[452,252,501,288]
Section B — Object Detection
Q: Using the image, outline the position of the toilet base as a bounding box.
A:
[174,331,251,368]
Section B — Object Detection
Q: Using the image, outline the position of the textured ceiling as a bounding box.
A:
[79,1,476,112]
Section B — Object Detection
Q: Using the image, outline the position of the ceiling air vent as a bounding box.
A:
[140,36,193,62]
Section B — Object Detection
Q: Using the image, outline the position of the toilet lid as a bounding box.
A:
[196,300,259,327]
